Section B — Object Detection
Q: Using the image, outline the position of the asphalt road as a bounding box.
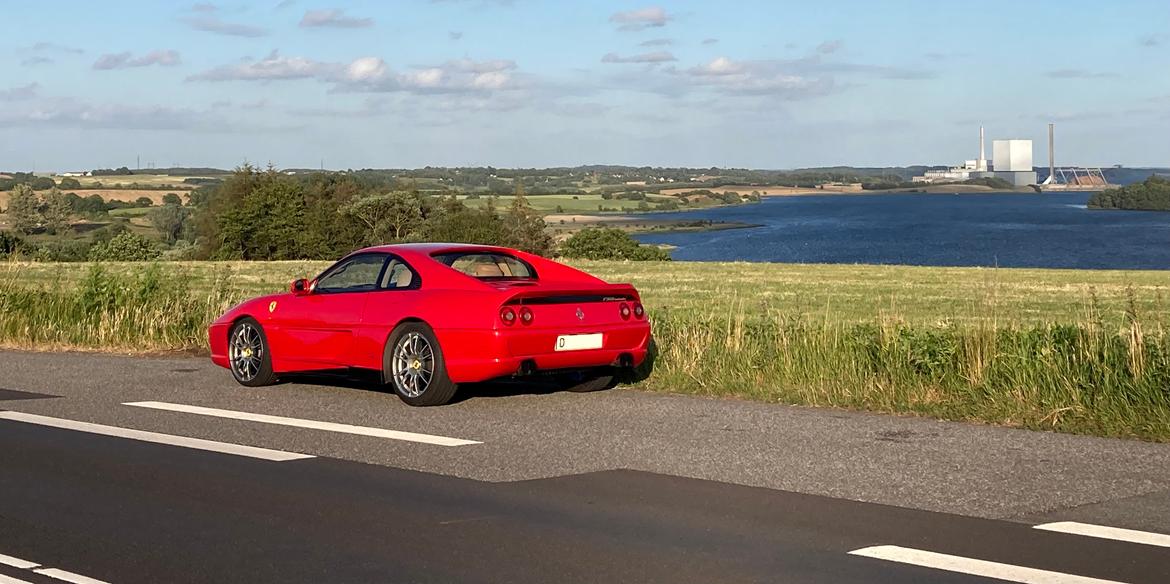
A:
[1,350,1168,583]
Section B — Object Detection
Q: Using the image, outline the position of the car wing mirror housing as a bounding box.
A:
[290,278,310,295]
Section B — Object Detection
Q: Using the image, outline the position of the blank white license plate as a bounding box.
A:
[555,333,603,352]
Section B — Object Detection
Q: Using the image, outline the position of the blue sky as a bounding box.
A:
[1,0,1168,170]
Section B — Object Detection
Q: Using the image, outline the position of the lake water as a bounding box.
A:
[632,192,1170,270]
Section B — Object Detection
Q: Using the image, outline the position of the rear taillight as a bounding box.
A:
[519,306,534,325]
[500,307,516,325]
[633,303,645,319]
[619,303,631,320]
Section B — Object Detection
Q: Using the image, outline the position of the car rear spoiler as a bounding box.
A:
[499,283,640,305]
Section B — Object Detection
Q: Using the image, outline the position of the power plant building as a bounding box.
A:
[914,127,1037,187]
[987,139,1037,186]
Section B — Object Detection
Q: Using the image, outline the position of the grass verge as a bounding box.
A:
[2,260,1168,440]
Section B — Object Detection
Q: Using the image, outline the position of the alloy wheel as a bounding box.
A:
[392,332,435,398]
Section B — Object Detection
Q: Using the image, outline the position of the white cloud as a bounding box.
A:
[344,57,389,82]
[609,6,670,31]
[688,56,746,76]
[191,53,522,96]
[677,57,834,98]
[640,38,672,47]
[701,38,718,45]
[299,9,374,28]
[0,83,41,101]
[601,51,677,64]
[93,50,181,70]
[183,10,268,37]
[189,51,335,81]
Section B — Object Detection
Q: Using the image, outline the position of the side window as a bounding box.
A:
[379,259,417,290]
[314,255,386,293]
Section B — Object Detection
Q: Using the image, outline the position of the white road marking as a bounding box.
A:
[1034,521,1170,549]
[848,545,1128,584]
[0,411,313,462]
[34,568,110,584]
[0,574,33,584]
[0,553,38,570]
[124,401,482,447]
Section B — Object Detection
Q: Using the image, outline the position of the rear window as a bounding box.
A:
[433,252,537,280]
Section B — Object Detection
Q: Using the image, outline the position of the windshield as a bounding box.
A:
[432,252,537,280]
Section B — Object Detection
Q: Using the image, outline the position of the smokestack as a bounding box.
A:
[1048,123,1055,179]
[978,125,986,171]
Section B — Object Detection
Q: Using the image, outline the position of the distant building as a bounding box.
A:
[983,139,1037,186]
[913,126,991,183]
[914,127,1039,187]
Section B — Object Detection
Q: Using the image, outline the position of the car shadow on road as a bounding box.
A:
[276,340,657,405]
[275,370,575,404]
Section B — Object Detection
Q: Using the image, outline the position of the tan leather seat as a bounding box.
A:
[474,263,505,277]
[393,269,413,288]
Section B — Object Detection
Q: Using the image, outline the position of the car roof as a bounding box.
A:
[356,242,517,255]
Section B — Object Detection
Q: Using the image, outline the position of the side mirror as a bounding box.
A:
[290,278,310,296]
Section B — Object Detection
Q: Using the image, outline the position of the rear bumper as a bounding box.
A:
[436,323,651,383]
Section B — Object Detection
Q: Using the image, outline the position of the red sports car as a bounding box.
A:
[209,243,652,406]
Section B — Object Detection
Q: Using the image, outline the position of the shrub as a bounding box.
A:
[88,232,162,262]
[0,231,33,258]
[558,228,671,261]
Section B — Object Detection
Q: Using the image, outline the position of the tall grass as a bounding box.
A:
[0,262,241,352]
[1,261,1168,440]
[648,306,1170,440]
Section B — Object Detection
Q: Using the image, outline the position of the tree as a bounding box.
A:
[7,184,42,235]
[150,203,191,244]
[207,165,310,260]
[135,196,154,207]
[161,193,182,206]
[88,231,161,261]
[558,228,671,261]
[503,182,553,255]
[58,177,82,189]
[30,176,56,190]
[41,188,72,235]
[342,191,424,244]
[420,196,508,245]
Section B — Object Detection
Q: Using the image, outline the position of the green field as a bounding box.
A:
[2,260,1168,440]
[458,192,726,214]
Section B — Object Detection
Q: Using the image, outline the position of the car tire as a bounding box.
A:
[227,317,278,387]
[560,372,617,393]
[383,322,458,407]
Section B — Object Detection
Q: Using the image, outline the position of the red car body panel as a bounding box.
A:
[209,243,651,383]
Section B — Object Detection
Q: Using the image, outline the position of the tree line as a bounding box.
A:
[1088,176,1170,212]
[2,165,674,262]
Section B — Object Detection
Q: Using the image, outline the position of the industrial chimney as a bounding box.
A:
[1041,123,1056,185]
[978,126,987,171]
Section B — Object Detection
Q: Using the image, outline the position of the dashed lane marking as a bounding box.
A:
[124,401,482,447]
[848,545,1128,584]
[0,551,109,584]
[0,411,314,462]
[34,568,110,584]
[1034,521,1170,549]
[0,554,38,570]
